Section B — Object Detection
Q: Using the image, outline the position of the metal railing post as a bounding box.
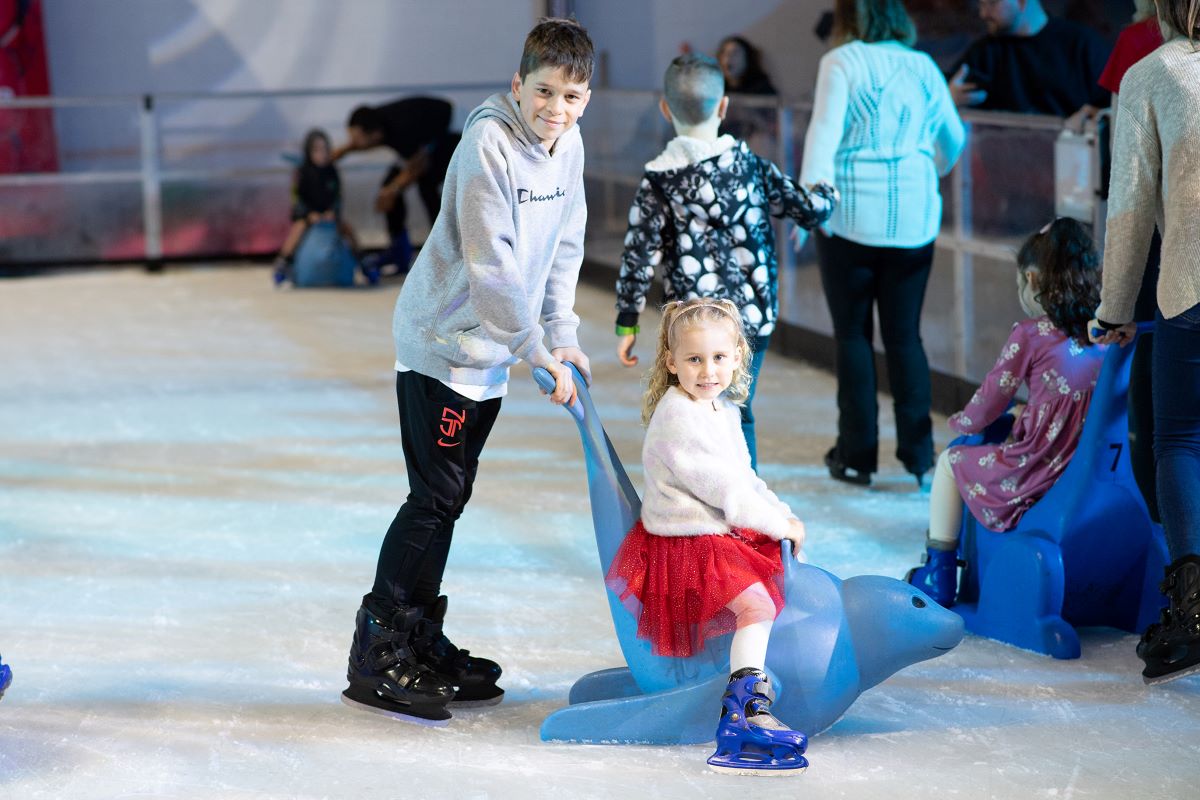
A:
[952,121,975,379]
[139,93,163,267]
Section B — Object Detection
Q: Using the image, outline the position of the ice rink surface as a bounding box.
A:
[1,266,1197,799]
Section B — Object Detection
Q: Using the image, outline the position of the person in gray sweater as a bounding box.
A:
[1090,0,1200,686]
[341,18,595,725]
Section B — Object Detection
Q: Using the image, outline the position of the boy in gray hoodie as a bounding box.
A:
[342,18,594,726]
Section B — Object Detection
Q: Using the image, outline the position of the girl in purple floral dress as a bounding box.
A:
[907,218,1107,606]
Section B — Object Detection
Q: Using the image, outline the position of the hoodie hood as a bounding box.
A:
[645,134,737,172]
[464,91,580,162]
[641,137,755,230]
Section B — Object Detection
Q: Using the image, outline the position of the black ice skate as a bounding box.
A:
[412,595,504,707]
[1138,555,1200,685]
[341,596,456,725]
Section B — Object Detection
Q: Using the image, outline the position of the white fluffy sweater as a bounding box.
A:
[640,387,796,539]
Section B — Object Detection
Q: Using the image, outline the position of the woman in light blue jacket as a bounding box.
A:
[801,0,964,488]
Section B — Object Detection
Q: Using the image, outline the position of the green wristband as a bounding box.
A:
[615,324,640,336]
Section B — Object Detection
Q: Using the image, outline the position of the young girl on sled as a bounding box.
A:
[605,298,809,776]
[907,217,1106,605]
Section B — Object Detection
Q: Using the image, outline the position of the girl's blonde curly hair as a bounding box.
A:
[641,297,753,425]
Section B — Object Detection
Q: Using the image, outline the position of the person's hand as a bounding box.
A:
[375,186,398,213]
[784,518,807,559]
[1088,318,1137,347]
[542,358,578,406]
[1065,104,1100,134]
[551,346,592,386]
[321,210,336,221]
[949,65,987,107]
[306,211,321,224]
[617,334,638,367]
[407,147,431,179]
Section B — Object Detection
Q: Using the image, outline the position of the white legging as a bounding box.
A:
[727,582,775,673]
[928,448,964,547]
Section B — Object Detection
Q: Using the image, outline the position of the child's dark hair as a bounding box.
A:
[302,128,331,165]
[664,53,725,126]
[1016,217,1101,345]
[519,17,594,83]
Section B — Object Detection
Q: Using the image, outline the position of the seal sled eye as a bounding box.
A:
[911,595,927,608]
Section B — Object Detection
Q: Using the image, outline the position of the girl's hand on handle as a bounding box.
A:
[1088,318,1137,347]
[617,334,638,367]
[784,518,807,559]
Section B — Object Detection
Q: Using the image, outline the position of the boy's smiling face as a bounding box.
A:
[511,65,591,148]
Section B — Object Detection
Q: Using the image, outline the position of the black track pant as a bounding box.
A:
[381,132,461,238]
[371,370,501,609]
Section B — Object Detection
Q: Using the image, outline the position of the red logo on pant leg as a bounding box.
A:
[437,406,466,447]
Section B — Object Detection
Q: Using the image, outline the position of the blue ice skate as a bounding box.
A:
[0,654,11,700]
[533,365,964,745]
[707,668,808,776]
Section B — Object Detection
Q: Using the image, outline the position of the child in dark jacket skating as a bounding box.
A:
[614,53,837,469]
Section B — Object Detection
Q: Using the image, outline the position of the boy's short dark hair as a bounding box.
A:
[519,17,594,83]
[347,105,383,133]
[664,53,725,127]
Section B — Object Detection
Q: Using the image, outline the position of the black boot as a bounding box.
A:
[341,595,456,725]
[1138,555,1200,685]
[411,595,504,707]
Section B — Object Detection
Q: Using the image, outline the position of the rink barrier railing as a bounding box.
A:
[1,87,1104,387]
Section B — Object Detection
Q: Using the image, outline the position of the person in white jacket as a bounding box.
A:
[606,298,809,775]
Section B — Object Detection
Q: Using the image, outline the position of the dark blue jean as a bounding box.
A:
[740,335,770,472]
[1153,302,1200,561]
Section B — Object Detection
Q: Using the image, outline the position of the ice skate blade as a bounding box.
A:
[1143,659,1200,686]
[341,689,451,727]
[448,689,504,709]
[707,762,807,777]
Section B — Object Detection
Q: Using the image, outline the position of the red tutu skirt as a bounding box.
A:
[604,520,785,658]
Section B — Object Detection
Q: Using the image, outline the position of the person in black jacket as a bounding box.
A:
[614,54,837,470]
[948,0,1110,115]
[334,96,459,276]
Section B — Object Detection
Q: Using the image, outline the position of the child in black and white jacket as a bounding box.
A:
[614,53,836,469]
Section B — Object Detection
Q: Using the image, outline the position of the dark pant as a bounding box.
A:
[1153,302,1200,561]
[741,335,770,471]
[1129,230,1162,522]
[371,370,502,609]
[815,233,935,476]
[381,132,460,240]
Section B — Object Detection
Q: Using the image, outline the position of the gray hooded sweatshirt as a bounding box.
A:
[392,91,586,386]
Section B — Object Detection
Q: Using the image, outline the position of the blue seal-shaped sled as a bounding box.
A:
[292,221,357,288]
[533,365,964,744]
[950,323,1169,658]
